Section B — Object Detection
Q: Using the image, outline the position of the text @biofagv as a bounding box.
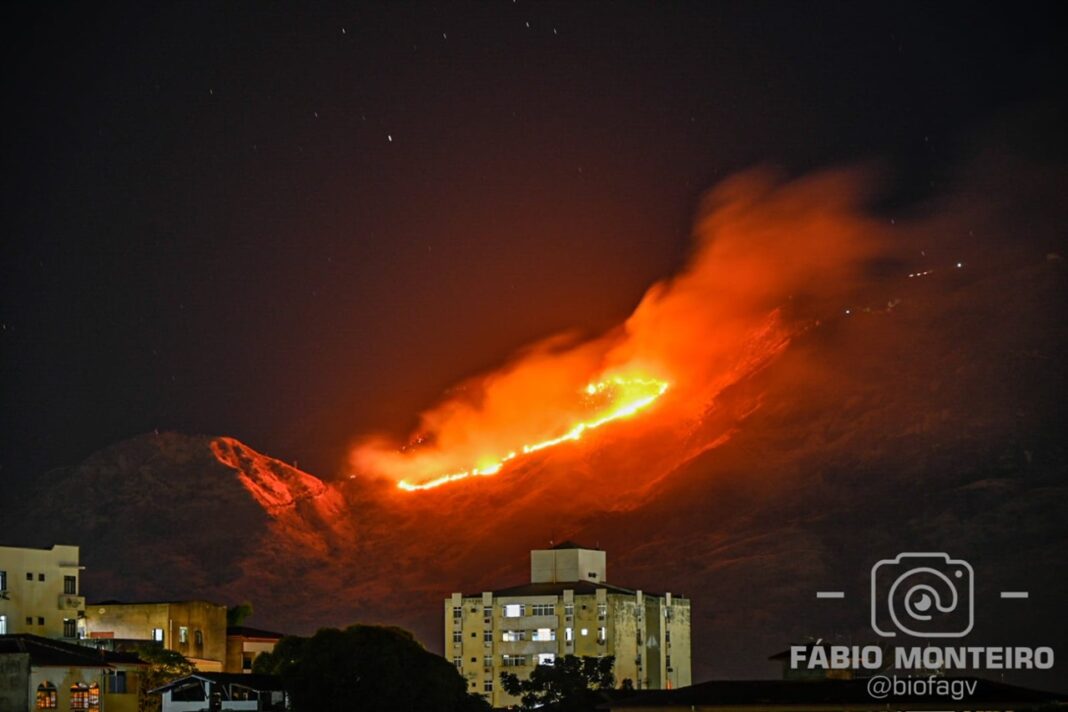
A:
[790,645,1054,671]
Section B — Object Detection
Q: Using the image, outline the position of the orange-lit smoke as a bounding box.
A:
[350,167,886,490]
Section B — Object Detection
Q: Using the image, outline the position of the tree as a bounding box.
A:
[253,624,490,712]
[137,645,195,712]
[226,601,254,626]
[500,655,616,711]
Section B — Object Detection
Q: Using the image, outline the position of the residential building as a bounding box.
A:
[150,673,286,712]
[0,633,146,712]
[444,542,691,708]
[0,544,85,640]
[84,600,227,671]
[224,626,284,673]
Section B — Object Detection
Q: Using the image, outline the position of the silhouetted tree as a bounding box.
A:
[226,601,254,626]
[500,655,615,711]
[253,624,490,712]
[137,645,195,712]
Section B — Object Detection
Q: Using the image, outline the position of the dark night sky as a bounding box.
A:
[2,2,1062,486]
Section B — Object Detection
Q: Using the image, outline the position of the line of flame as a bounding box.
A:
[397,376,670,492]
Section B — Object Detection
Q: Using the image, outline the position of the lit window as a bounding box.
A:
[179,626,189,644]
[537,653,555,666]
[597,603,607,619]
[152,628,164,642]
[564,603,574,617]
[565,627,573,642]
[580,628,588,636]
[531,628,555,641]
[70,683,89,711]
[598,627,606,643]
[35,682,57,709]
[88,683,100,712]
[501,630,527,642]
[483,679,493,692]
[503,604,524,617]
[0,615,6,635]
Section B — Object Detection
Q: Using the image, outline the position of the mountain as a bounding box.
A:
[8,251,1067,691]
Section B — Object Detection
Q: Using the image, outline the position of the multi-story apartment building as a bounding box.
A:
[84,600,228,671]
[0,544,85,640]
[444,542,691,707]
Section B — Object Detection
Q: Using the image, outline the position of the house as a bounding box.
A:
[225,627,284,674]
[0,544,85,640]
[445,542,692,707]
[149,673,287,712]
[84,600,227,671]
[0,633,146,712]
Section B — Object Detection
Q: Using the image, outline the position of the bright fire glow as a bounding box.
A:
[397,376,669,491]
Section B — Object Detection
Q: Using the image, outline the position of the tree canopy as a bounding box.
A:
[253,624,489,712]
[137,645,195,712]
[500,655,616,711]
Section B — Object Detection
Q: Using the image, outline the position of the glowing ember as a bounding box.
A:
[397,376,669,491]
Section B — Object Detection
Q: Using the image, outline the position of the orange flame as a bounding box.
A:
[397,376,668,491]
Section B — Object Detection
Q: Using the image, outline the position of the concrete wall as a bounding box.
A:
[530,548,607,584]
[86,601,227,669]
[0,653,29,712]
[0,544,83,639]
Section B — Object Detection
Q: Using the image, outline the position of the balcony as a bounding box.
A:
[58,594,85,610]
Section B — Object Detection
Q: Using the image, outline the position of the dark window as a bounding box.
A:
[0,570,7,590]
[37,616,45,626]
[105,672,127,694]
[38,573,45,582]
[242,654,254,672]
[194,629,203,646]
[63,619,77,637]
[64,576,77,594]
[26,616,33,625]
[26,572,33,581]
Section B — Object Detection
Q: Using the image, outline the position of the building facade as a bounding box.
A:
[444,543,691,708]
[84,600,227,671]
[224,626,284,674]
[0,544,85,640]
[0,634,146,712]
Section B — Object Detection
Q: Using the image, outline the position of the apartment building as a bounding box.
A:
[0,544,85,640]
[444,542,691,707]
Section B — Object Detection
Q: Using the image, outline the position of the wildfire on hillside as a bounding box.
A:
[350,167,887,492]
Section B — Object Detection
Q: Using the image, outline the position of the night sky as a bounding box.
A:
[3,2,1063,487]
